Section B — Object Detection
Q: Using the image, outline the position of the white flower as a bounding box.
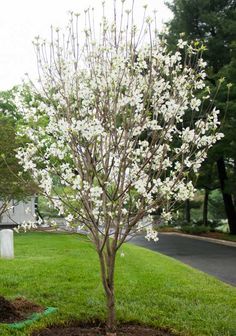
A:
[25,207,31,214]
[198,58,207,68]
[177,39,187,49]
[161,210,172,222]
[90,186,103,199]
[190,98,201,111]
[65,214,74,223]
[145,227,159,242]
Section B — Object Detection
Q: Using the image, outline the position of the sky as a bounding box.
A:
[0,0,173,91]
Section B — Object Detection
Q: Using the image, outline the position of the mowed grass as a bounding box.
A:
[0,232,235,336]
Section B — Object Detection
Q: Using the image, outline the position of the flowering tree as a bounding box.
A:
[14,2,223,335]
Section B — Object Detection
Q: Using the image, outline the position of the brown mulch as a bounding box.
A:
[0,295,44,323]
[179,231,236,243]
[199,232,234,241]
[0,296,177,335]
[32,322,177,336]
[158,228,236,243]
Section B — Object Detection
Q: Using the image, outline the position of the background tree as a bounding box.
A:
[0,90,37,221]
[166,0,236,233]
[14,4,222,335]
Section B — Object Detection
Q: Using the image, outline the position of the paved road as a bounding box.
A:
[130,233,236,286]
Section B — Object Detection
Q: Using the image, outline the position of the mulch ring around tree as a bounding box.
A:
[31,321,178,336]
[0,295,44,323]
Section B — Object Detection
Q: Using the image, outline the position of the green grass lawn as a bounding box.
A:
[0,232,235,336]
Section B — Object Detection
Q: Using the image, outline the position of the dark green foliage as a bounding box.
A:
[166,0,236,72]
[209,189,226,220]
[181,224,211,234]
[0,90,37,213]
[166,0,236,233]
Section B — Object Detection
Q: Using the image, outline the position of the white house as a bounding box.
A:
[0,197,36,228]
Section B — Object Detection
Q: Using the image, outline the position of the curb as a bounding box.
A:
[161,232,236,247]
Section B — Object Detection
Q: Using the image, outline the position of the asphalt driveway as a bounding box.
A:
[130,233,236,286]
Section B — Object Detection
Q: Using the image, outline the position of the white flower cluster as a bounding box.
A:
[14,221,37,233]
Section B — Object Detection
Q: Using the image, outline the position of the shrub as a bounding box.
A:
[181,225,211,234]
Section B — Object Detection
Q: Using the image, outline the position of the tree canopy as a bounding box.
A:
[166,0,236,233]
[0,90,37,218]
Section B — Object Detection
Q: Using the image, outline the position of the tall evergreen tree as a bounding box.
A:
[166,0,236,233]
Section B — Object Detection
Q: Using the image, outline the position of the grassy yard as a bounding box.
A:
[0,232,235,336]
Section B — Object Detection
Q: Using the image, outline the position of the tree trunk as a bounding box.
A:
[185,199,191,223]
[34,196,43,223]
[106,285,116,336]
[98,250,117,336]
[203,188,209,226]
[217,157,236,234]
[105,251,116,336]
